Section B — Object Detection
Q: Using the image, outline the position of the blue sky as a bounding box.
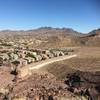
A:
[0,0,100,32]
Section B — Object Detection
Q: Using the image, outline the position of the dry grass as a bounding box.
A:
[77,47,100,58]
[41,47,100,79]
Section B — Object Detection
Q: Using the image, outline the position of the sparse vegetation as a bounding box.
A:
[0,28,100,99]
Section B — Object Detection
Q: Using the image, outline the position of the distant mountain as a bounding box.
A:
[0,27,82,37]
[89,28,100,36]
[0,27,100,47]
[79,28,100,46]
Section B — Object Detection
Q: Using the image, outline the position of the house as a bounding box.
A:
[18,53,25,58]
[0,54,9,61]
[51,51,60,57]
[51,51,64,57]
[9,53,19,61]
[59,51,65,56]
[29,51,37,56]
[25,57,35,64]
[17,59,28,67]
[34,55,42,62]
[47,52,54,58]
[64,51,68,55]
[18,50,26,54]
[13,54,19,60]
[42,50,50,54]
[40,54,49,60]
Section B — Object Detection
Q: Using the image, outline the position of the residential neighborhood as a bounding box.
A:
[0,43,73,68]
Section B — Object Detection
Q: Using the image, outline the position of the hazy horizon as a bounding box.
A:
[0,26,99,33]
[0,0,100,33]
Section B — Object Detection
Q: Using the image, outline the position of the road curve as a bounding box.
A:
[29,54,77,70]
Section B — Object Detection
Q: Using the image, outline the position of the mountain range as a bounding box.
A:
[0,27,100,47]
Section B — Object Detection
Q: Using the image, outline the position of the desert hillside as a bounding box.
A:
[0,27,100,48]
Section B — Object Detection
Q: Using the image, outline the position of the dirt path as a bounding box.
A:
[20,54,77,78]
[29,54,77,70]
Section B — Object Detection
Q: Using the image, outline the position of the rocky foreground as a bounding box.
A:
[0,70,91,100]
[0,67,100,100]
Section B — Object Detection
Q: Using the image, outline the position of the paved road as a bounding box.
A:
[20,54,77,78]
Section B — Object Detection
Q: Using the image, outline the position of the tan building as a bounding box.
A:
[34,55,42,62]
[40,54,49,60]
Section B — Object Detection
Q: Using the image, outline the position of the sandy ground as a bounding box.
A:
[0,67,14,88]
[40,47,100,79]
[77,47,100,58]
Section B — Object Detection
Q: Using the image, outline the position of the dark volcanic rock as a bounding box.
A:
[65,71,100,99]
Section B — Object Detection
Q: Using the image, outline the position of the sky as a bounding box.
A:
[0,0,100,33]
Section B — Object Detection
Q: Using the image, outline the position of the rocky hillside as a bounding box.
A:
[78,28,100,46]
[0,27,82,38]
